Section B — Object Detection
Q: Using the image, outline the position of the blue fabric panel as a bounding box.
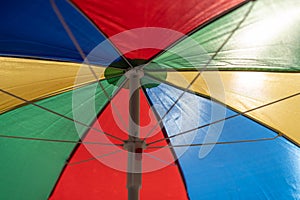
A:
[145,83,300,200]
[0,0,119,64]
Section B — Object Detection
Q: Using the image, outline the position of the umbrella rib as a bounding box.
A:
[142,2,256,141]
[50,0,88,65]
[144,153,176,166]
[66,149,122,166]
[0,88,124,142]
[140,87,180,167]
[143,62,300,72]
[147,91,300,146]
[66,0,135,69]
[51,0,129,133]
[0,73,124,115]
[148,135,282,149]
[142,0,253,64]
[0,133,122,146]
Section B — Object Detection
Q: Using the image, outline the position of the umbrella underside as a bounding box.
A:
[0,0,300,199]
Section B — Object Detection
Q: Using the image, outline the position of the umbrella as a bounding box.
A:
[1,0,300,199]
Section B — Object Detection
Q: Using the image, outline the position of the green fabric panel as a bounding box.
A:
[0,78,120,200]
[152,0,300,72]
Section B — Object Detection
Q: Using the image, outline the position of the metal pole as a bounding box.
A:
[125,69,144,200]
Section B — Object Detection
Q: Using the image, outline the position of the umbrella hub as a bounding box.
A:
[124,67,144,79]
[123,138,147,153]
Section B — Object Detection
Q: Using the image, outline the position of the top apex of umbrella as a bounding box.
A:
[104,58,167,88]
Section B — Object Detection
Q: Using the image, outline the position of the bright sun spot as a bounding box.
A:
[237,7,300,47]
[234,72,267,89]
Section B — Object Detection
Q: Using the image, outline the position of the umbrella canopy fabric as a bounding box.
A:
[0,0,300,199]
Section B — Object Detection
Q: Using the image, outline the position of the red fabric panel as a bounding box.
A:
[50,89,187,199]
[72,0,244,59]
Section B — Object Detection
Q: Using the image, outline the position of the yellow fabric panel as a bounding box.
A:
[0,57,105,113]
[164,71,300,145]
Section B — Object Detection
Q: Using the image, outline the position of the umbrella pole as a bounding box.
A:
[125,69,145,200]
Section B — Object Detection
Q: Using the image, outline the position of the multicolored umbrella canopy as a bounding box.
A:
[1,0,300,199]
